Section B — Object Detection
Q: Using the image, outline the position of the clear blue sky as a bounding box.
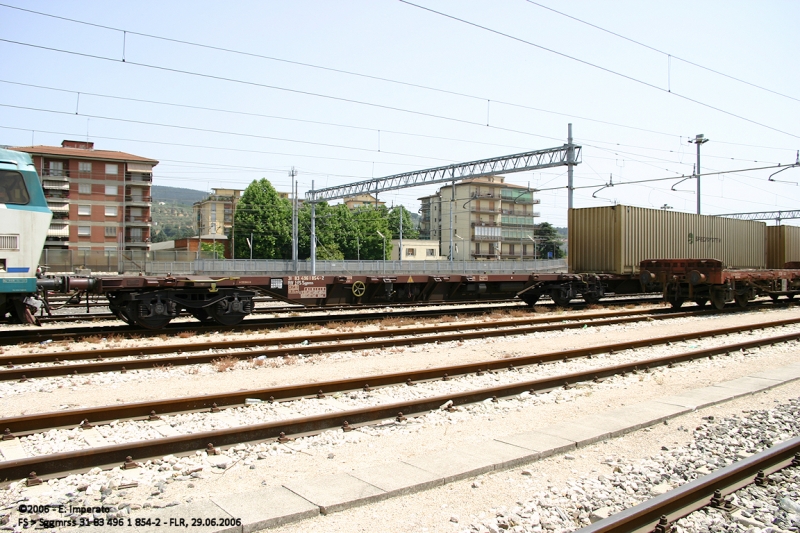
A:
[2,1,798,227]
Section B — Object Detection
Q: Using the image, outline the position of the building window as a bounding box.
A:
[426,248,436,257]
[105,164,118,175]
[78,226,91,236]
[78,205,91,216]
[475,242,481,254]
[105,185,118,196]
[105,205,118,217]
[104,226,117,237]
[105,245,118,252]
[78,183,91,194]
[509,244,515,256]
[406,248,416,257]
[79,162,92,173]
[48,161,64,176]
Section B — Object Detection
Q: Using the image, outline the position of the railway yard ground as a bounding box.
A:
[0,300,799,532]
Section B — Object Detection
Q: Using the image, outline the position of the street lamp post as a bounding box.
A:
[376,230,386,274]
[455,234,465,272]
[527,235,536,271]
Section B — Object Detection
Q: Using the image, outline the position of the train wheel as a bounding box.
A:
[583,293,601,305]
[520,291,541,306]
[734,293,749,308]
[710,291,726,310]
[693,298,708,308]
[109,304,134,325]
[127,301,172,330]
[668,298,684,309]
[550,290,571,307]
[207,304,246,326]
[770,294,780,302]
[189,308,214,322]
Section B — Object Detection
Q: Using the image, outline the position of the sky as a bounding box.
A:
[1,0,799,228]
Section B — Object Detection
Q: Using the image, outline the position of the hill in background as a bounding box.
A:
[151,185,208,206]
[150,185,207,242]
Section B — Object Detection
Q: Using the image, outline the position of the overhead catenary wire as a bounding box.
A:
[398,0,800,140]
[524,0,800,104]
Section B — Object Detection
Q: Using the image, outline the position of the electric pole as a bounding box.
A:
[689,134,708,215]
[290,167,298,274]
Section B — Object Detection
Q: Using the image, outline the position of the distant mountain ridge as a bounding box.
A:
[151,185,208,205]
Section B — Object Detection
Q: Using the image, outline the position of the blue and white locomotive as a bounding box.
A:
[0,147,52,323]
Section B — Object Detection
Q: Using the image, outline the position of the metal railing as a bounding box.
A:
[196,258,567,276]
[36,250,567,276]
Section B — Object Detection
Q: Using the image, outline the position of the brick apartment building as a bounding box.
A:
[12,140,158,252]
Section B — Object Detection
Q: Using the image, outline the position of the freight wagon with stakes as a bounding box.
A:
[2,145,799,328]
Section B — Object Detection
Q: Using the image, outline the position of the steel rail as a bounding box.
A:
[0,307,688,365]
[575,437,800,533]
[3,319,799,437]
[0,329,797,483]
[0,301,531,346]
[0,313,660,380]
[4,296,788,346]
[4,311,796,382]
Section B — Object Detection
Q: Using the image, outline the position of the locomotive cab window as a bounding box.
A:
[0,171,30,205]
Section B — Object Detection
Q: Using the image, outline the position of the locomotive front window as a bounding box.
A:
[0,171,30,205]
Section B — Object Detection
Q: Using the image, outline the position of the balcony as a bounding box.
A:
[125,173,153,183]
[469,205,500,214]
[42,180,70,191]
[124,236,149,247]
[500,193,540,204]
[471,221,499,227]
[126,215,152,225]
[48,202,69,214]
[41,169,70,180]
[44,190,70,201]
[472,234,501,242]
[125,196,152,205]
[47,224,70,238]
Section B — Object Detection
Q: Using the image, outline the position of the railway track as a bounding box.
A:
[1,317,798,482]
[3,295,793,348]
[0,296,673,346]
[577,437,800,533]
[1,306,790,381]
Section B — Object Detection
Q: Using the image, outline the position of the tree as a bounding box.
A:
[200,241,225,259]
[387,206,419,240]
[350,205,392,260]
[297,202,348,260]
[233,179,292,259]
[535,222,564,259]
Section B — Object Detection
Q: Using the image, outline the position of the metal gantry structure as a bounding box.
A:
[716,210,800,224]
[305,124,581,273]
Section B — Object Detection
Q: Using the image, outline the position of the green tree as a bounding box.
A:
[350,205,392,260]
[233,179,291,259]
[387,206,419,240]
[200,241,225,259]
[535,221,564,259]
[298,202,348,260]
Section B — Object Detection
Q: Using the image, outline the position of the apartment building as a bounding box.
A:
[418,175,540,260]
[193,188,243,236]
[343,193,385,209]
[12,140,158,251]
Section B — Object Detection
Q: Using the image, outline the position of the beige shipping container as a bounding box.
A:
[766,225,800,268]
[569,205,766,274]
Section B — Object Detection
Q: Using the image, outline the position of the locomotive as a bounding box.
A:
[0,148,52,323]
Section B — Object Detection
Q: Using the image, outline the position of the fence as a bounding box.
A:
[196,258,568,276]
[38,250,567,276]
